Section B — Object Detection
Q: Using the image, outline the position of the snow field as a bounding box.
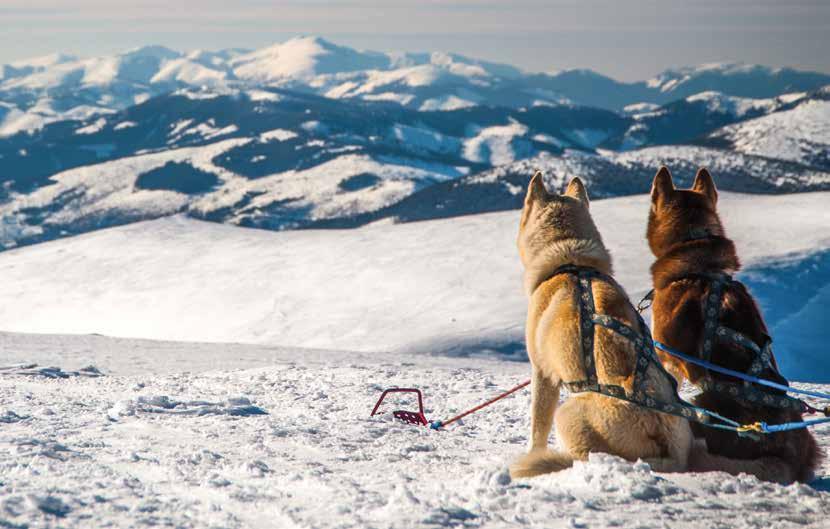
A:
[0,192,828,382]
[1,339,828,528]
[1,190,830,527]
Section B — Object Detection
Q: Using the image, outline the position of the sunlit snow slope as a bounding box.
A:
[1,191,828,381]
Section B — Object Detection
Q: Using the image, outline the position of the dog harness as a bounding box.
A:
[639,270,803,412]
[546,265,737,429]
[687,272,802,411]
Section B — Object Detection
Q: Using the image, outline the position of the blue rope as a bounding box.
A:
[653,340,830,402]
[760,418,830,433]
[699,412,750,435]
[700,408,741,428]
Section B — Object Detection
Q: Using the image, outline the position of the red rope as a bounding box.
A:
[435,379,531,429]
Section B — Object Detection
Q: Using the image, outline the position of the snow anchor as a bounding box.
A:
[370,380,531,430]
[370,388,428,426]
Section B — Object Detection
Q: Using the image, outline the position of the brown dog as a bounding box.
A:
[647,166,821,484]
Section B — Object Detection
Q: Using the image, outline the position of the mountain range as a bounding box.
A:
[1,36,829,249]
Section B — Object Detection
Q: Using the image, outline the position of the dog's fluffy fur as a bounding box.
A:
[647,166,822,484]
[511,173,694,478]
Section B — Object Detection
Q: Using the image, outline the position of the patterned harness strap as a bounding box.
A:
[549,265,718,427]
[696,273,802,411]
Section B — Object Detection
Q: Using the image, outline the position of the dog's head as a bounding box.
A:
[646,166,724,258]
[517,172,604,270]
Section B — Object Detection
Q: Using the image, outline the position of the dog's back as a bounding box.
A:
[529,270,641,392]
[512,173,694,478]
[653,258,821,482]
[648,166,822,483]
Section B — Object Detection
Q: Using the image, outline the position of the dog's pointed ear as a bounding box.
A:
[651,166,675,205]
[525,170,549,206]
[564,177,589,208]
[692,167,718,204]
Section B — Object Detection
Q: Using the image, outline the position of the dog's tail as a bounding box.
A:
[689,445,800,484]
[510,449,574,478]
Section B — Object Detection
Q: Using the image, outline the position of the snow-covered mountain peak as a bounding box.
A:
[185,48,249,67]
[642,62,823,98]
[1,46,185,90]
[684,90,780,117]
[685,62,772,75]
[120,44,182,62]
[550,68,610,79]
[151,58,230,87]
[111,45,184,84]
[1,38,828,119]
[229,38,523,86]
[7,52,77,70]
[231,36,391,82]
[646,62,769,89]
[1,53,78,83]
[428,51,523,79]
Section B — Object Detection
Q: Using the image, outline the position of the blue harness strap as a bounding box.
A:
[654,340,830,402]
[650,271,830,435]
[696,273,792,400]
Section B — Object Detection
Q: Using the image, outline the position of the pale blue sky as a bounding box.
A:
[2,0,828,81]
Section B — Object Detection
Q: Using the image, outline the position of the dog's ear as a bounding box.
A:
[525,170,549,206]
[692,167,718,204]
[651,166,675,206]
[564,177,589,208]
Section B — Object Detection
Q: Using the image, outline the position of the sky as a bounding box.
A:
[1,0,829,81]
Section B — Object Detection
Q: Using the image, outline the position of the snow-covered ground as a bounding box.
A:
[2,191,830,528]
[2,334,830,529]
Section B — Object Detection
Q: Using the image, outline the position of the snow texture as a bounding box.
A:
[1,336,828,528]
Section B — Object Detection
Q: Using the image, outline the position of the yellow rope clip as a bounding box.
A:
[737,422,765,433]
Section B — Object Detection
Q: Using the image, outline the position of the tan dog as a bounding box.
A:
[511,172,694,478]
[647,166,821,484]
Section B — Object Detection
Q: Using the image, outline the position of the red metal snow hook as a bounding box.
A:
[370,388,429,426]
[370,380,531,430]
